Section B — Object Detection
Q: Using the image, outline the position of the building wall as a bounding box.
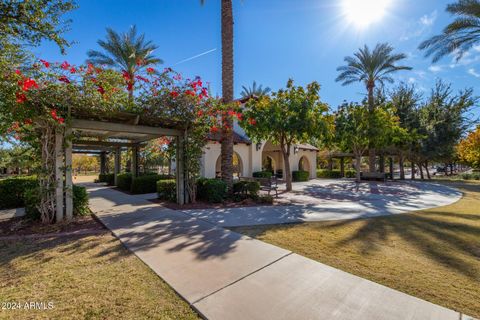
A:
[202,140,318,180]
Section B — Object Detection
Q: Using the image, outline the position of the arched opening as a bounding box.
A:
[299,156,311,172]
[262,156,275,173]
[215,152,243,179]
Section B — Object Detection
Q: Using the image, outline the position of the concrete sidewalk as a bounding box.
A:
[86,184,472,320]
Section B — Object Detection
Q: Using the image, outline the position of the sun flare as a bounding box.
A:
[342,0,392,28]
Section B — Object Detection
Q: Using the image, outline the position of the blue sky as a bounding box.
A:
[34,0,479,110]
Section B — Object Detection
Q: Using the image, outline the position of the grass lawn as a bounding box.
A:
[0,233,199,319]
[233,180,480,318]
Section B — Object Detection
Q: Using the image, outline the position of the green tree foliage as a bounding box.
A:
[241,79,332,191]
[457,125,480,168]
[419,0,480,63]
[334,103,405,182]
[0,0,76,53]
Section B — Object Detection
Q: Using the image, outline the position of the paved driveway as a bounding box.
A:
[85,183,471,320]
[184,179,462,227]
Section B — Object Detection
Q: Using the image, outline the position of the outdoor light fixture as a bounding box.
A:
[294,146,299,154]
[256,142,262,151]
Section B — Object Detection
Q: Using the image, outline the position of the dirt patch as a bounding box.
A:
[0,214,107,238]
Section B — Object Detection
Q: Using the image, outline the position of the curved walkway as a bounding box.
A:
[184,179,462,227]
[85,183,471,320]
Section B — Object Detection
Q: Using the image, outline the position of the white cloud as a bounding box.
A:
[408,77,416,84]
[429,65,443,73]
[468,68,480,78]
[420,11,437,26]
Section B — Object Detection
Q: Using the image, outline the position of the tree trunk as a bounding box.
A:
[367,84,376,173]
[355,154,362,183]
[220,0,234,191]
[399,154,405,180]
[419,163,424,180]
[425,161,431,179]
[282,143,292,191]
[411,161,415,180]
[379,154,385,173]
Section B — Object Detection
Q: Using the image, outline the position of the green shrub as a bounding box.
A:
[157,180,176,201]
[98,173,115,185]
[197,178,227,203]
[461,173,472,180]
[233,181,260,199]
[258,195,274,204]
[116,173,132,191]
[73,185,89,216]
[24,185,89,220]
[0,176,37,209]
[131,174,162,194]
[292,170,309,182]
[253,171,273,178]
[317,169,356,179]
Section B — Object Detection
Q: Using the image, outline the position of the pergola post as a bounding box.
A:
[389,157,394,180]
[100,151,107,175]
[55,130,64,222]
[176,134,185,205]
[131,145,139,177]
[340,157,345,178]
[65,128,73,220]
[114,147,121,185]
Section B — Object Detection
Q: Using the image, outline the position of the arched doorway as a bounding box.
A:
[299,156,311,172]
[215,152,244,178]
[262,156,275,173]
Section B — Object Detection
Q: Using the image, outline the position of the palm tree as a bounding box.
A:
[201,0,235,190]
[419,0,480,63]
[87,25,162,101]
[240,81,271,98]
[336,43,411,172]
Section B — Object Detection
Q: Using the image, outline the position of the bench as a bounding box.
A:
[239,176,278,198]
[360,172,387,182]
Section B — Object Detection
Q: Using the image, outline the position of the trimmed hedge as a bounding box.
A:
[233,181,260,199]
[461,173,480,180]
[292,170,309,182]
[116,173,132,191]
[0,176,37,209]
[253,171,273,178]
[197,178,227,203]
[131,174,174,194]
[24,185,89,220]
[98,173,115,185]
[317,169,356,179]
[157,180,176,201]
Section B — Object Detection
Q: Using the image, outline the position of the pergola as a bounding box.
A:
[53,112,187,222]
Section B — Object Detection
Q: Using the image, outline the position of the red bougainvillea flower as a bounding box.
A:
[127,82,133,91]
[61,61,71,70]
[39,59,50,68]
[20,78,39,91]
[136,59,144,66]
[228,110,236,117]
[210,126,219,133]
[16,92,27,103]
[185,90,195,97]
[135,75,149,83]
[248,118,257,125]
[15,69,22,75]
[51,109,58,118]
[57,117,65,124]
[24,119,33,125]
[236,112,243,120]
[87,63,95,74]
[146,67,155,74]
[90,78,97,83]
[170,91,179,98]
[173,73,182,81]
[197,110,203,117]
[163,67,173,73]
[58,76,70,84]
[97,86,105,95]
[70,67,76,74]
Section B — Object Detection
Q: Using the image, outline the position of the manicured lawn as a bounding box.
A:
[233,180,480,318]
[0,234,199,319]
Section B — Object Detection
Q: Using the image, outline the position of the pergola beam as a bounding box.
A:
[73,140,144,148]
[72,119,182,137]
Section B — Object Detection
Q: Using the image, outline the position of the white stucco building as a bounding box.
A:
[200,121,318,180]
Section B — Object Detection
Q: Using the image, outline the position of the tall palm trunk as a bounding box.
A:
[367,83,376,173]
[220,0,234,190]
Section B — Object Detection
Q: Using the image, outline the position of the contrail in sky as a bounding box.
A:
[173,48,217,66]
